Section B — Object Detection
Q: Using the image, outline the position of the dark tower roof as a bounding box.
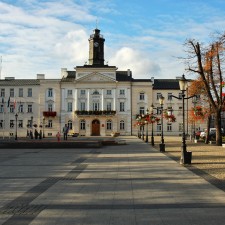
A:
[153,79,180,89]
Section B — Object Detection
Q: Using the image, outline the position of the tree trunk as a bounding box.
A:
[205,115,211,144]
[215,109,222,146]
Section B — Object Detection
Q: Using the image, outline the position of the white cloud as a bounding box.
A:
[108,47,161,79]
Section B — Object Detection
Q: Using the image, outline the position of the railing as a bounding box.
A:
[75,110,116,116]
[43,111,57,117]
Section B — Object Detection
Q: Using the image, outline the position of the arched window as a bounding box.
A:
[120,120,125,130]
[106,120,112,130]
[68,120,72,130]
[80,120,86,130]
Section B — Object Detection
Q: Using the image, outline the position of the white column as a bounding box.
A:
[87,89,90,110]
[127,88,130,110]
[113,89,116,110]
[74,89,78,111]
[61,89,65,111]
[101,89,104,110]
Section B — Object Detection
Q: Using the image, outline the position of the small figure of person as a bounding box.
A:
[34,129,39,139]
[30,130,33,139]
[39,130,42,139]
[56,131,61,142]
[63,124,69,140]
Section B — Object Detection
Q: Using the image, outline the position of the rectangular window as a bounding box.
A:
[67,90,72,96]
[48,104,53,112]
[106,121,112,130]
[80,90,85,95]
[1,89,5,97]
[139,107,145,115]
[168,93,173,101]
[19,104,23,113]
[28,104,32,113]
[120,121,125,130]
[18,120,23,128]
[156,93,162,100]
[68,102,72,112]
[19,88,23,97]
[157,124,161,132]
[80,102,85,111]
[167,123,172,131]
[140,93,145,100]
[10,88,14,97]
[106,90,112,95]
[48,88,53,97]
[48,120,53,128]
[107,102,112,111]
[120,89,125,95]
[0,104,3,113]
[80,120,85,130]
[10,120,14,128]
[93,102,99,111]
[28,88,32,97]
[120,102,125,112]
[10,105,14,113]
[0,120,3,128]
[157,107,162,115]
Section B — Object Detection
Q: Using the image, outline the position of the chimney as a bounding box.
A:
[61,68,68,78]
[151,77,154,84]
[37,74,45,79]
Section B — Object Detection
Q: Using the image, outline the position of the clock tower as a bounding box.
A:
[88,28,105,66]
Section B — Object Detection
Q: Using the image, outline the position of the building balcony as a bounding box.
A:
[75,110,116,116]
[43,111,57,117]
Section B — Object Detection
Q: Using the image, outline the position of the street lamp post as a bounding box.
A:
[150,104,155,146]
[15,113,18,140]
[145,108,149,143]
[31,116,33,139]
[192,96,197,141]
[170,74,195,164]
[43,117,45,138]
[159,95,165,152]
[142,120,145,141]
[179,74,189,164]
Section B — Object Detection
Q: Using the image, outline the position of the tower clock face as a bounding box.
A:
[94,42,99,47]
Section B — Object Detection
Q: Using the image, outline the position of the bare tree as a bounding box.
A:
[185,34,225,146]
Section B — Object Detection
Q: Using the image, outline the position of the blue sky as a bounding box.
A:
[0,0,225,80]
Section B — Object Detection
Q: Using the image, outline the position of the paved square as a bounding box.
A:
[0,136,225,225]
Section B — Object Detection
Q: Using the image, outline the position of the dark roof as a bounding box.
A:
[132,78,152,82]
[116,71,132,81]
[0,79,40,86]
[76,65,116,69]
[67,71,76,78]
[153,79,180,90]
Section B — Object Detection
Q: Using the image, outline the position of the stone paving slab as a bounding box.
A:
[0,136,225,224]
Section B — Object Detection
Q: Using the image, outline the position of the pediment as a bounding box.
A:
[76,72,116,83]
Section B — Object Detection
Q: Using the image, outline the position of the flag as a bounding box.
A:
[13,99,16,109]
[7,97,10,107]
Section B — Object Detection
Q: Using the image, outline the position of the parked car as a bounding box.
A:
[200,131,206,139]
[68,132,79,137]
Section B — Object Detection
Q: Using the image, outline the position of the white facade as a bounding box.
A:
[0,28,206,138]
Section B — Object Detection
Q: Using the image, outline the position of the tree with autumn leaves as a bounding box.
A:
[185,33,225,146]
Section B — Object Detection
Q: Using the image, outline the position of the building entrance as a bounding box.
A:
[92,119,100,136]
